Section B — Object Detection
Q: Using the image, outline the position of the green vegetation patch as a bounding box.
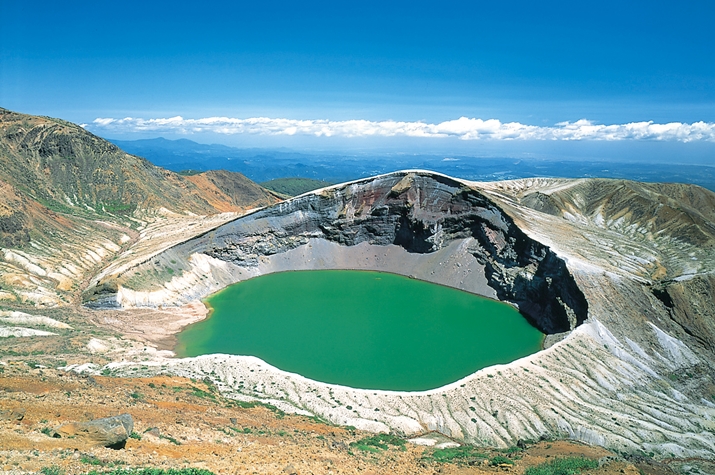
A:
[187,387,215,399]
[101,200,136,215]
[499,446,524,454]
[524,456,598,475]
[160,434,181,445]
[227,399,257,409]
[423,445,488,464]
[34,196,78,216]
[350,433,406,452]
[260,177,333,197]
[80,456,126,467]
[490,455,514,466]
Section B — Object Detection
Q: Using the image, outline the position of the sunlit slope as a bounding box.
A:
[185,170,281,212]
[0,108,279,306]
[480,177,715,376]
[482,178,715,281]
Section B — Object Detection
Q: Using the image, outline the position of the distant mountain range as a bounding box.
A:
[110,137,356,184]
[111,137,715,192]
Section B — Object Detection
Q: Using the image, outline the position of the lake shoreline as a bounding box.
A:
[174,269,544,391]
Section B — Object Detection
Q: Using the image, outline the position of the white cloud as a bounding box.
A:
[90,116,715,142]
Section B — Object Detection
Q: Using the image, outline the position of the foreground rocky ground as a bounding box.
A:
[1,363,687,475]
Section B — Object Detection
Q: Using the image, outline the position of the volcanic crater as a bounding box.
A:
[77,170,715,458]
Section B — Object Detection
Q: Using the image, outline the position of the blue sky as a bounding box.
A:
[2,0,714,162]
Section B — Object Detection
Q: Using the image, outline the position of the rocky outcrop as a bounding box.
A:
[86,171,587,334]
[0,407,25,421]
[654,275,715,353]
[52,413,133,449]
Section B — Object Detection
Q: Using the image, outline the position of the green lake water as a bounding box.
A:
[175,270,544,391]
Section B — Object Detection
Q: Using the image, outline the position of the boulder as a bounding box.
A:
[0,407,25,421]
[52,413,133,449]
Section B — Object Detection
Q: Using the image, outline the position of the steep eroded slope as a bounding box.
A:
[0,108,279,306]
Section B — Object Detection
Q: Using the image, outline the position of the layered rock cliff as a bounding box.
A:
[85,171,587,334]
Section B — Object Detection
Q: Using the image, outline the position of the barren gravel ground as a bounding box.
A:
[0,365,674,475]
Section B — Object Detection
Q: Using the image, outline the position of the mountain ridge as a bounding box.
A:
[0,108,277,217]
[0,107,280,306]
[110,135,715,192]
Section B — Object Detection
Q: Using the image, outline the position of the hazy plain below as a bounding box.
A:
[112,137,715,191]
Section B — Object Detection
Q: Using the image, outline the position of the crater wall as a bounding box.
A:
[75,172,715,458]
[84,171,588,334]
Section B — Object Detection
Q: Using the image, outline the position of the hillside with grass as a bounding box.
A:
[260,177,333,197]
[185,170,281,212]
[0,108,279,306]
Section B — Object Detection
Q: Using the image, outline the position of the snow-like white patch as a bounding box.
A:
[0,311,71,329]
[436,442,462,449]
[63,362,100,373]
[0,326,56,337]
[86,338,111,353]
[649,323,701,368]
[3,250,47,276]
[407,434,461,448]
[103,240,121,252]
[85,250,102,263]
[407,437,438,446]
[593,210,605,227]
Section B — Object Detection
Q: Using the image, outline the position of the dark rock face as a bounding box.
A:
[52,413,133,449]
[190,172,588,333]
[0,211,30,248]
[656,275,715,353]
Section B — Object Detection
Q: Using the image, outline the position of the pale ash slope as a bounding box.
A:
[76,172,715,459]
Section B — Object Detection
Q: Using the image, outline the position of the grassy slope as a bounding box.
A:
[260,177,333,197]
[186,170,281,212]
[0,108,220,217]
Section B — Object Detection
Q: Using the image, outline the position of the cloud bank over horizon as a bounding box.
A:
[88,116,715,143]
